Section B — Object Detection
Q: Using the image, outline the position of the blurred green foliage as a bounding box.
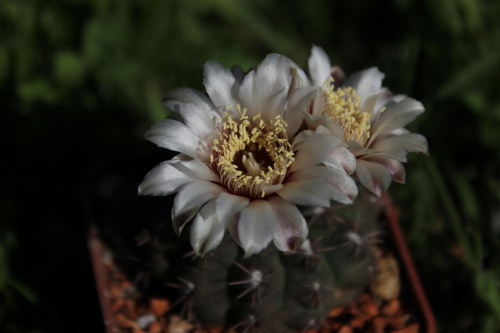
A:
[1,0,500,332]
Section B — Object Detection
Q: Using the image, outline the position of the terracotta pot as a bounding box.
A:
[88,226,116,333]
[84,154,436,333]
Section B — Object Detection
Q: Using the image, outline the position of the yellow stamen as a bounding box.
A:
[210,106,294,199]
[322,77,371,144]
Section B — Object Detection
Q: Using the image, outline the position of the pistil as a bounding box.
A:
[242,152,262,177]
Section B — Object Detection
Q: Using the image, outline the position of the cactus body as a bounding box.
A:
[141,199,382,332]
[89,159,384,332]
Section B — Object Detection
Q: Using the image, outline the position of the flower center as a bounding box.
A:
[322,77,371,144]
[210,106,294,199]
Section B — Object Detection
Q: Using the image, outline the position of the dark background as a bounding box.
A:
[1,0,500,332]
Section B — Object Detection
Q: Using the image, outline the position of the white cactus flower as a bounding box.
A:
[139,54,358,257]
[304,45,428,197]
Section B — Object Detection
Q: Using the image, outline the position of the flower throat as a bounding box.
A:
[210,106,294,199]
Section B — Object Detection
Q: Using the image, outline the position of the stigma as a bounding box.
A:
[242,152,263,177]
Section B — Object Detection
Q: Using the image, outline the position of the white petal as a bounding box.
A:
[262,183,284,196]
[227,218,241,246]
[371,90,393,110]
[215,192,250,224]
[291,132,342,172]
[390,128,410,136]
[379,94,407,110]
[145,119,204,158]
[289,59,311,87]
[308,45,331,86]
[268,196,308,252]
[346,140,375,157]
[361,89,388,117]
[324,147,357,175]
[203,61,240,110]
[237,200,274,256]
[239,54,291,120]
[172,181,226,235]
[344,67,385,101]
[163,87,220,117]
[288,165,358,204]
[190,199,227,256]
[310,88,326,117]
[138,158,218,196]
[165,102,217,140]
[304,112,345,138]
[369,98,424,142]
[291,128,314,148]
[371,133,428,155]
[278,179,332,207]
[356,159,392,197]
[163,89,219,139]
[138,161,191,196]
[365,149,408,162]
[284,86,316,137]
[363,155,406,183]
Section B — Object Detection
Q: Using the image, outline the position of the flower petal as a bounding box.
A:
[346,140,375,159]
[138,161,190,196]
[304,112,345,138]
[171,105,216,140]
[370,90,399,121]
[366,149,408,163]
[361,89,388,118]
[291,132,342,172]
[237,200,274,256]
[138,158,218,196]
[268,196,308,252]
[324,147,357,175]
[239,53,291,120]
[289,59,311,87]
[278,179,333,207]
[309,88,326,117]
[145,119,204,158]
[203,61,240,110]
[262,183,284,196]
[355,159,392,197]
[172,181,225,235]
[369,98,424,143]
[163,89,219,139]
[189,199,227,256]
[379,94,407,110]
[363,155,406,183]
[344,67,385,102]
[163,87,220,117]
[215,192,250,224]
[308,45,331,86]
[371,133,428,155]
[285,85,317,137]
[287,165,358,204]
